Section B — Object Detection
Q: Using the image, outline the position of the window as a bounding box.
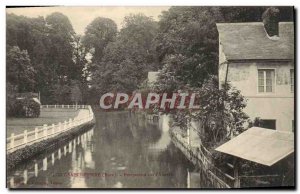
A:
[258,69,275,93]
[291,69,294,93]
[261,119,276,130]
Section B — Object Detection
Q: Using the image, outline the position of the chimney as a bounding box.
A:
[279,22,293,38]
[262,7,280,37]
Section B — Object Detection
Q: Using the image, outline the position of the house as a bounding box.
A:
[147,71,159,87]
[217,22,294,132]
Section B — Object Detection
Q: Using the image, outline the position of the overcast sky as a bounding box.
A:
[6,6,170,35]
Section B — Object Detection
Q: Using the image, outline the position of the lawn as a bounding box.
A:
[7,108,80,137]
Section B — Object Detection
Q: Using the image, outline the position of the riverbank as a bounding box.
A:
[7,105,95,171]
[7,121,95,171]
[169,126,232,188]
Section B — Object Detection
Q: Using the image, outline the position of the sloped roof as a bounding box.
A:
[215,127,294,166]
[217,22,294,60]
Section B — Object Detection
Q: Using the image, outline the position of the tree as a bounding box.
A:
[90,14,159,95]
[83,17,118,66]
[262,7,280,36]
[73,35,89,82]
[70,80,83,108]
[155,6,294,90]
[7,46,36,92]
[6,12,86,104]
[155,7,223,89]
[45,12,76,84]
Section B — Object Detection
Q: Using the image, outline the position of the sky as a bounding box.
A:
[6,6,170,35]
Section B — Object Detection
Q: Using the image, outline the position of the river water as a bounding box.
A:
[7,111,201,189]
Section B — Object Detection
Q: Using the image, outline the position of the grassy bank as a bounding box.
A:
[7,108,80,137]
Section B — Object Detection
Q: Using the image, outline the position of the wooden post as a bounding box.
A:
[69,118,72,128]
[46,105,48,108]
[10,133,15,151]
[52,124,55,135]
[68,105,70,108]
[233,158,240,188]
[54,104,57,108]
[24,130,28,145]
[58,122,62,132]
[35,128,38,140]
[62,104,64,108]
[64,120,67,130]
[43,124,47,139]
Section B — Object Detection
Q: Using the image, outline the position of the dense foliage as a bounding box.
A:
[6,6,293,110]
[8,98,40,118]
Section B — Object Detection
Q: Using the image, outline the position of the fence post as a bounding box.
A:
[69,118,72,128]
[35,128,38,140]
[43,124,47,139]
[62,105,64,108]
[54,104,57,108]
[64,120,67,130]
[51,124,55,135]
[58,122,62,132]
[68,105,70,109]
[10,133,15,150]
[46,105,48,108]
[24,130,28,145]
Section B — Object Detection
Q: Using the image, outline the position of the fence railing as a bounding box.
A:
[40,104,88,109]
[7,105,94,154]
[170,127,231,188]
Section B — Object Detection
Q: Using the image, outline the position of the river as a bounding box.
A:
[7,111,202,188]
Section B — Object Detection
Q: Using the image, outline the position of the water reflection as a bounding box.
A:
[7,111,201,188]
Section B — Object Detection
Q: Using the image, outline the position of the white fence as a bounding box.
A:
[40,104,89,109]
[7,105,94,154]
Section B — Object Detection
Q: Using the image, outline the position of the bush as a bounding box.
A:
[8,98,40,118]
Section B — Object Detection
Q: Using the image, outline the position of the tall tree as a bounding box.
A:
[83,17,118,68]
[90,14,159,95]
[155,6,294,92]
[7,46,36,92]
[45,12,76,84]
[155,7,223,90]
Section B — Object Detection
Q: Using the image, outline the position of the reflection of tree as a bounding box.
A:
[90,111,202,188]
[129,114,162,143]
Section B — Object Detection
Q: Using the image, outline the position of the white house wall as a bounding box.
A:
[226,61,294,131]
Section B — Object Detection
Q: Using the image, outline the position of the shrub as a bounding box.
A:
[8,98,40,118]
